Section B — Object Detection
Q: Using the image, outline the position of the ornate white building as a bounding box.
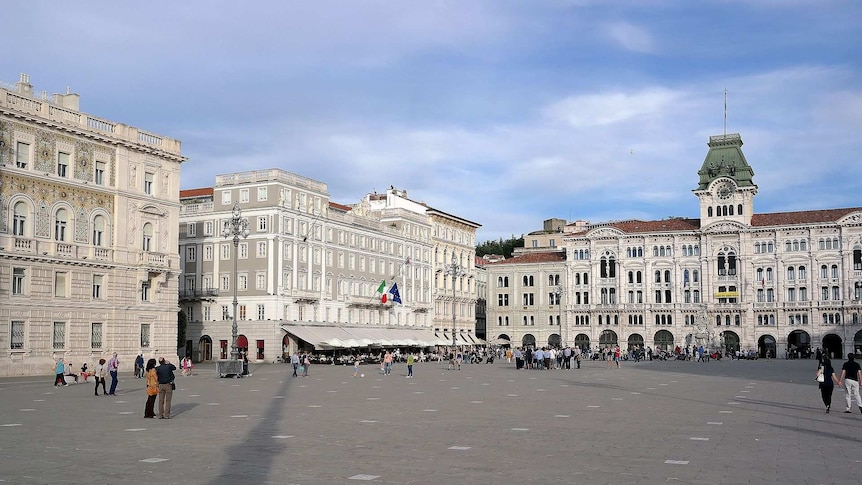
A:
[0,74,186,376]
[178,175,480,362]
[487,133,862,358]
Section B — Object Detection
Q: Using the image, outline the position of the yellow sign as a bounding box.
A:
[714,291,739,298]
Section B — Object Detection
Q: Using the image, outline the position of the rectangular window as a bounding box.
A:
[95,161,106,185]
[222,190,232,205]
[258,216,267,232]
[144,172,154,195]
[239,305,247,320]
[54,272,67,298]
[186,246,197,262]
[257,241,267,257]
[203,306,211,321]
[256,273,266,290]
[141,280,151,301]
[52,322,65,349]
[257,304,265,320]
[239,243,248,259]
[12,268,25,295]
[204,221,214,236]
[57,152,69,177]
[91,323,103,349]
[204,245,213,261]
[221,244,230,260]
[16,142,29,168]
[141,324,151,348]
[93,274,103,299]
[257,339,265,360]
[222,306,229,320]
[257,187,267,201]
[239,188,249,203]
[187,223,196,237]
[239,274,248,290]
[11,321,25,349]
[221,275,230,291]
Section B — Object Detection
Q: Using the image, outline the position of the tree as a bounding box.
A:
[476,235,523,259]
[177,310,188,351]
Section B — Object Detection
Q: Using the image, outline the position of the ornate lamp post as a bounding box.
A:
[444,254,465,354]
[222,203,249,362]
[555,284,564,348]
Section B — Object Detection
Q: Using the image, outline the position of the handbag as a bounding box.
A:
[816,367,825,383]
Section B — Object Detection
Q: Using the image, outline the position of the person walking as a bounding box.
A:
[383,351,393,376]
[816,356,839,413]
[406,353,414,378]
[353,358,360,378]
[155,357,176,419]
[302,353,310,377]
[94,358,107,395]
[144,358,158,418]
[106,352,120,395]
[54,358,68,387]
[837,353,862,414]
[135,354,144,379]
[291,352,300,377]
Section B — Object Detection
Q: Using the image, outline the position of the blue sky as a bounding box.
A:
[3,1,860,242]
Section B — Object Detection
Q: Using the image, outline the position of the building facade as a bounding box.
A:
[487,133,862,358]
[178,175,480,362]
[0,74,186,376]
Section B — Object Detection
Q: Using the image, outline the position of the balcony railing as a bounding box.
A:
[179,288,219,299]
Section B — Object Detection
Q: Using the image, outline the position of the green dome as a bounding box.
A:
[695,133,755,190]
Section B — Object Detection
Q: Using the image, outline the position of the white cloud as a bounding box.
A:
[542,88,684,127]
[603,21,657,53]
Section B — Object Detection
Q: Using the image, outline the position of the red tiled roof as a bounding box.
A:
[563,207,862,236]
[487,251,565,265]
[329,201,352,212]
[180,187,213,199]
[751,207,862,227]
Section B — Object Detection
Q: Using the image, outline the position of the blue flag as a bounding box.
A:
[388,282,402,304]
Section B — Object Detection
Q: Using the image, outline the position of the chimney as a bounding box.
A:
[53,86,80,111]
[15,73,33,96]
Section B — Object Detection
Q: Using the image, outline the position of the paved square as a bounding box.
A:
[0,358,857,484]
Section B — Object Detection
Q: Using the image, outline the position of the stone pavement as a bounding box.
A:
[0,357,859,485]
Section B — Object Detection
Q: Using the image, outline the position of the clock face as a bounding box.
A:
[715,181,734,200]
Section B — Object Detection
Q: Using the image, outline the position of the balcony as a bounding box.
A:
[179,288,219,300]
[138,251,171,272]
[753,302,776,309]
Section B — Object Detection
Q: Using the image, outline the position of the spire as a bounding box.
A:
[695,133,755,190]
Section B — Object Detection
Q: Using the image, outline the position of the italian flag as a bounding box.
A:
[376,280,387,303]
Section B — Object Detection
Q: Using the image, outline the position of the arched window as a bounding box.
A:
[693,270,699,283]
[636,271,642,283]
[523,275,528,286]
[664,270,671,283]
[54,208,68,241]
[142,222,153,252]
[628,271,634,284]
[787,267,795,280]
[659,246,666,257]
[729,205,734,216]
[13,201,28,236]
[503,277,509,287]
[655,270,661,283]
[737,204,743,215]
[92,215,106,247]
[708,207,713,217]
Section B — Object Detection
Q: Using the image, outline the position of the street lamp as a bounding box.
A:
[444,254,465,355]
[554,284,564,348]
[222,203,249,363]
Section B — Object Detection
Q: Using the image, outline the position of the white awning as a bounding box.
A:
[281,325,445,349]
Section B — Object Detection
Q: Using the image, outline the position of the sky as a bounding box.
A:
[3,1,860,243]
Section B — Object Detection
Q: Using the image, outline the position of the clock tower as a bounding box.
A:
[693,133,757,228]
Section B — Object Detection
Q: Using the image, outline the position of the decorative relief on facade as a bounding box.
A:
[0,172,115,238]
[35,129,56,173]
[587,228,623,238]
[0,192,6,233]
[704,222,744,234]
[74,140,94,181]
[838,213,862,225]
[75,208,88,243]
[130,165,137,189]
[128,203,138,245]
[36,202,49,237]
[0,120,12,166]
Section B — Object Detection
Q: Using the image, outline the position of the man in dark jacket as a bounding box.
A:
[155,358,177,419]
